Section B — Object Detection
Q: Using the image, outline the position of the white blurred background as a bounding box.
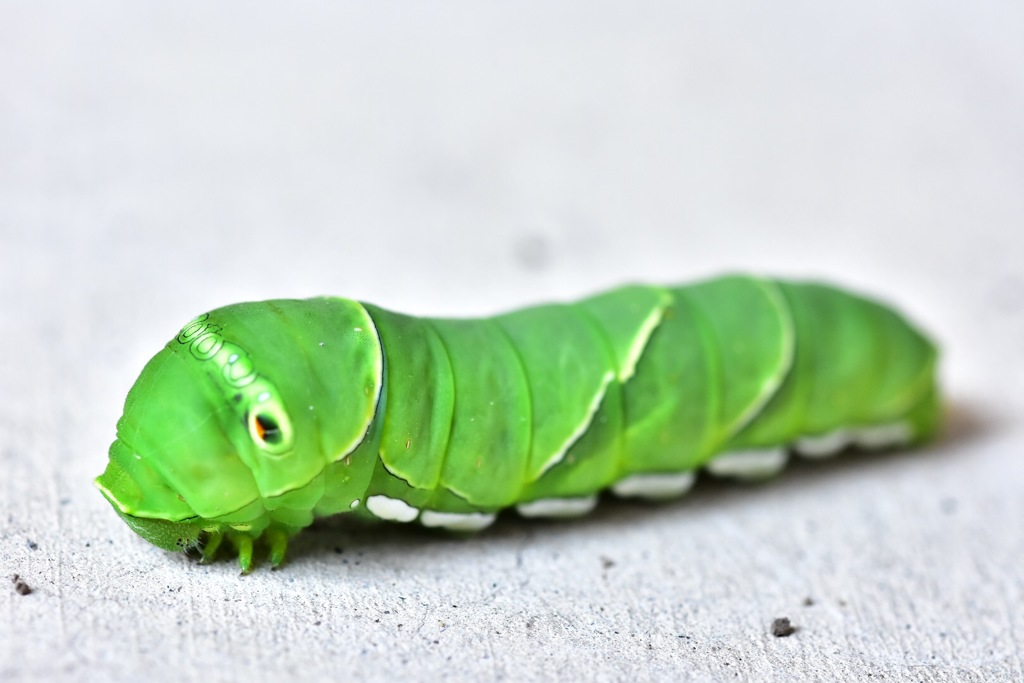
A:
[3,2,1021,410]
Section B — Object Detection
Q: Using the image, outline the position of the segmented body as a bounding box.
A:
[95,275,940,571]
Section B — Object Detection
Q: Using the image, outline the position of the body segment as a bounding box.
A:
[96,275,940,571]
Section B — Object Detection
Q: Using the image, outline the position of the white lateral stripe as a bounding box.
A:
[706,448,788,479]
[611,472,696,500]
[793,429,851,458]
[365,495,419,523]
[332,303,384,463]
[729,282,796,436]
[419,510,496,531]
[536,371,615,477]
[619,305,666,381]
[852,422,912,450]
[516,496,598,518]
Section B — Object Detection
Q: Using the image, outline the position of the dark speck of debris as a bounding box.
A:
[771,617,797,637]
[600,556,615,570]
[802,597,814,607]
[26,539,38,550]
[334,547,344,554]
[12,574,32,596]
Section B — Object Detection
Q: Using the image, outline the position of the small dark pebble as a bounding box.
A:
[26,540,38,550]
[11,574,32,596]
[600,556,615,570]
[771,617,796,637]
[803,597,814,607]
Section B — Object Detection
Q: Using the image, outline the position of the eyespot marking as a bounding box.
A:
[253,414,281,443]
[247,402,293,455]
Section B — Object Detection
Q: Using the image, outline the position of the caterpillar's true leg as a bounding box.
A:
[266,528,289,569]
[232,534,255,574]
[199,530,224,564]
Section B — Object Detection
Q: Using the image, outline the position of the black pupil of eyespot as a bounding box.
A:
[255,414,281,443]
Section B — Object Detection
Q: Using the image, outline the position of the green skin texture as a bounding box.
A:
[95,275,940,572]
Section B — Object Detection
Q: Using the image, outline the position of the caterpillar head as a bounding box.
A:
[95,299,384,566]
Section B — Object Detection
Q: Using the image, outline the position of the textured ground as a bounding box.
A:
[3,2,1023,681]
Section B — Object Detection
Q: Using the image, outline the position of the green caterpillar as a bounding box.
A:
[95,275,940,572]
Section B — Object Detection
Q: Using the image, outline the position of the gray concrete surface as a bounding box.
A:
[2,2,1023,681]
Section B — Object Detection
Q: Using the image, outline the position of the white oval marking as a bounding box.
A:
[419,510,496,531]
[852,422,911,450]
[365,495,419,523]
[706,448,788,480]
[516,496,598,518]
[611,472,696,500]
[349,499,360,509]
[793,429,851,459]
